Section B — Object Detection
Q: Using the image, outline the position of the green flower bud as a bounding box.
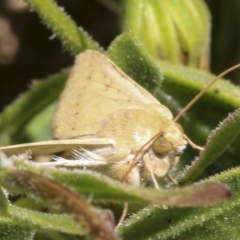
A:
[122,0,210,70]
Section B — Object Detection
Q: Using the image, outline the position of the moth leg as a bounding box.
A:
[109,158,141,186]
[148,168,160,189]
[110,157,140,230]
[184,134,204,151]
[143,154,169,209]
[166,173,178,185]
[115,202,128,231]
[143,153,160,188]
[143,152,171,189]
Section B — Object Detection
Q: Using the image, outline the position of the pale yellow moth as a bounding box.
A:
[2,50,238,189]
[0,50,193,188]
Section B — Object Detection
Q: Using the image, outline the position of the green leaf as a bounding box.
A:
[1,169,118,240]
[25,0,100,54]
[6,205,85,235]
[0,219,34,240]
[121,0,210,68]
[157,62,240,173]
[0,69,69,145]
[0,156,230,208]
[119,167,240,240]
[107,31,163,92]
[23,103,56,142]
[178,108,240,184]
[159,62,240,118]
[0,187,8,213]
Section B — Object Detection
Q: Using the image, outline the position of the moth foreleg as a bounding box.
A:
[166,173,178,185]
[109,158,141,186]
[143,152,172,189]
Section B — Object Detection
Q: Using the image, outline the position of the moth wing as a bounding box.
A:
[0,138,114,156]
[52,50,160,139]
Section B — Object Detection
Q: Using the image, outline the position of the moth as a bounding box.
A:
[0,50,202,188]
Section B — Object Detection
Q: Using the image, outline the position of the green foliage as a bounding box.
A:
[0,0,240,239]
[122,0,210,68]
[25,0,101,54]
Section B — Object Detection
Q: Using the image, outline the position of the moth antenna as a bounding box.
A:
[121,132,163,183]
[174,63,240,122]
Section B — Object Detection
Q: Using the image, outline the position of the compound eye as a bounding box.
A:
[152,135,172,155]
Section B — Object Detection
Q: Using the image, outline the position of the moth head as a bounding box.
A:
[152,134,172,155]
[152,123,185,156]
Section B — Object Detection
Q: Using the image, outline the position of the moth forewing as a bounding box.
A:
[0,138,115,159]
[51,50,160,140]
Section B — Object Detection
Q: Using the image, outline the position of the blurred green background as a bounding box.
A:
[0,0,240,112]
